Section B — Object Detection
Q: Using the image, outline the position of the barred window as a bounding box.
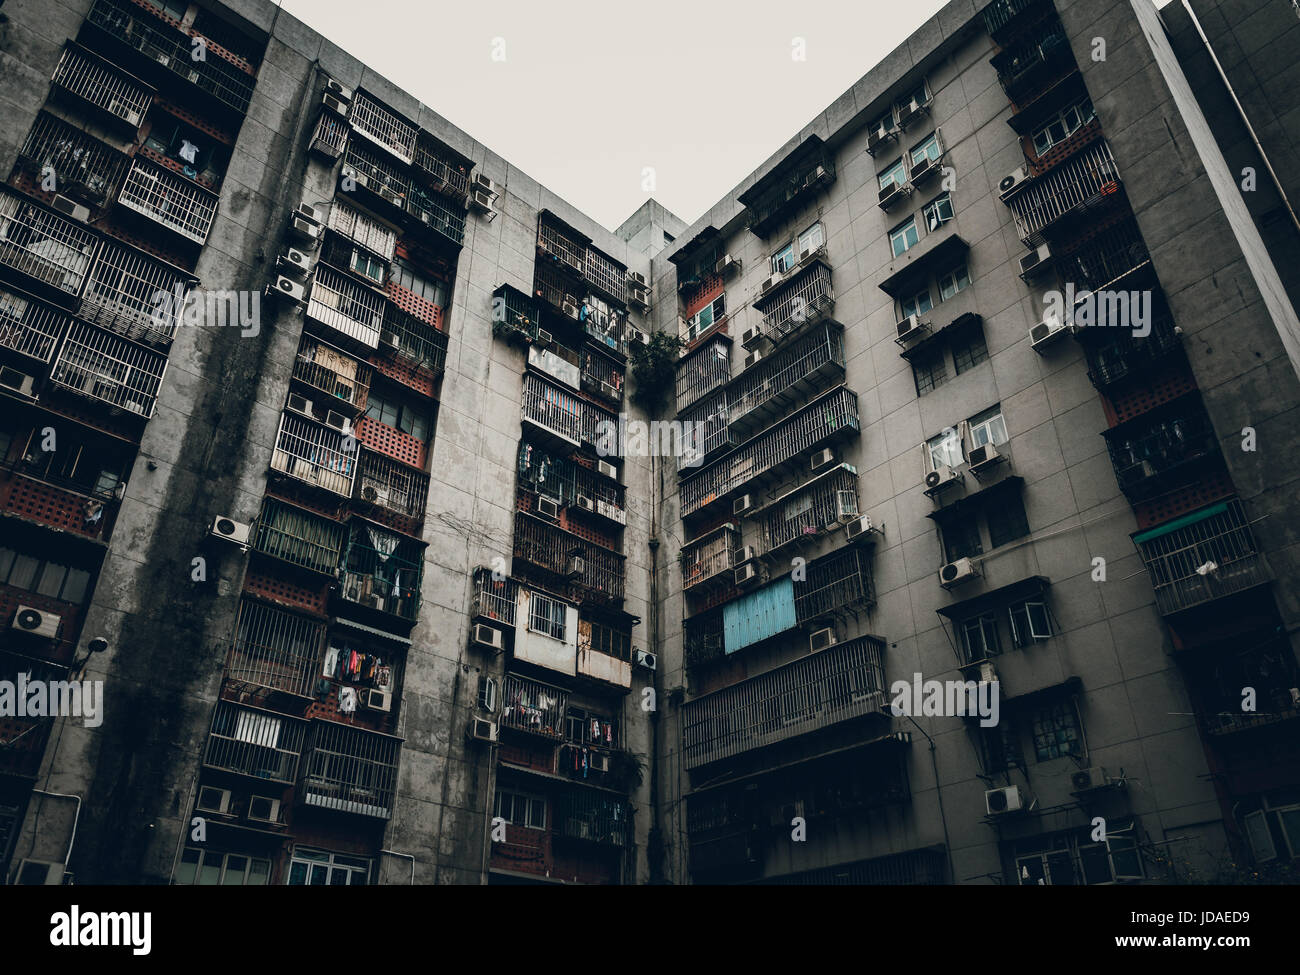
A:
[529,592,567,641]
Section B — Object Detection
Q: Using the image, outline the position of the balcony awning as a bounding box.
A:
[1101,388,1204,438]
[537,208,592,246]
[936,573,1050,620]
[737,135,827,207]
[686,730,911,796]
[1002,674,1083,708]
[927,475,1025,524]
[667,225,720,266]
[1006,69,1088,134]
[1131,500,1230,545]
[878,233,970,298]
[899,312,982,362]
[329,616,413,646]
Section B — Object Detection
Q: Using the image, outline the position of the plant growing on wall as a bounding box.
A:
[629,331,685,411]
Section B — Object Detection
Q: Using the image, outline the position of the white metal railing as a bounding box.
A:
[0,188,96,294]
[327,200,396,261]
[205,702,307,783]
[513,513,626,604]
[759,467,858,554]
[677,338,731,412]
[584,247,626,303]
[728,322,845,431]
[355,448,429,522]
[307,264,384,348]
[49,320,166,415]
[301,720,401,820]
[682,523,738,591]
[349,92,417,164]
[80,237,187,345]
[293,334,371,410]
[0,285,70,363]
[17,112,130,205]
[760,262,835,338]
[681,636,887,768]
[1006,141,1119,243]
[473,568,519,626]
[794,547,874,622]
[50,43,153,127]
[679,392,733,471]
[521,372,617,447]
[227,598,324,699]
[501,673,569,739]
[117,157,219,244]
[537,220,586,274]
[270,410,357,497]
[311,111,348,158]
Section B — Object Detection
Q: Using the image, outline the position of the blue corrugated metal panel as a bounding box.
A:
[723,577,796,654]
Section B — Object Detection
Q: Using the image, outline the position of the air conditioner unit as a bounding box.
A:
[473,623,504,651]
[0,367,36,398]
[360,483,390,506]
[810,448,835,472]
[741,324,768,350]
[733,494,754,516]
[323,410,351,435]
[324,78,353,102]
[734,563,760,586]
[470,188,495,212]
[878,182,908,210]
[287,393,313,416]
[844,515,875,542]
[597,460,618,480]
[210,515,252,548]
[535,497,560,520]
[1019,243,1052,277]
[365,687,392,712]
[743,349,763,370]
[14,860,67,885]
[380,330,401,349]
[809,627,837,652]
[1030,315,1070,352]
[985,785,1024,816]
[277,247,312,275]
[939,557,978,589]
[629,328,651,345]
[866,123,894,154]
[471,172,495,194]
[322,92,348,116]
[898,97,926,126]
[50,194,90,222]
[295,201,320,222]
[998,167,1031,199]
[714,254,740,277]
[247,796,282,823]
[196,786,231,814]
[978,660,998,686]
[910,155,935,183]
[634,649,657,670]
[574,494,595,513]
[924,465,960,493]
[805,164,828,187]
[759,272,784,295]
[378,185,402,207]
[628,285,650,308]
[967,442,1001,472]
[733,545,757,566]
[561,299,580,320]
[271,275,306,303]
[627,270,648,287]
[567,554,585,578]
[11,605,61,639]
[469,717,499,742]
[1071,767,1109,792]
[535,329,553,347]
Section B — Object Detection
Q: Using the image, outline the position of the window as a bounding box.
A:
[879,159,906,192]
[910,132,942,167]
[772,242,796,274]
[952,323,989,374]
[906,84,930,109]
[494,788,547,830]
[528,592,567,641]
[1015,821,1142,884]
[968,406,1008,449]
[286,848,371,885]
[586,620,631,661]
[1009,600,1052,646]
[871,109,896,135]
[890,217,919,258]
[927,427,963,470]
[913,349,947,396]
[922,193,954,232]
[1029,699,1082,761]
[1031,97,1095,155]
[0,548,91,603]
[938,263,970,300]
[566,706,619,747]
[175,848,272,886]
[12,427,129,499]
[943,519,983,563]
[349,247,386,285]
[987,491,1030,548]
[365,391,433,443]
[392,262,447,308]
[961,613,1000,660]
[797,222,825,254]
[900,288,933,320]
[690,294,726,333]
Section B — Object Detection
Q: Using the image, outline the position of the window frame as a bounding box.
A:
[286,847,371,886]
[528,591,567,642]
[927,427,963,471]
[1030,97,1096,155]
[961,612,1001,660]
[1009,599,1053,647]
[175,847,272,886]
[889,216,920,258]
[1028,698,1083,762]
[900,288,933,321]
[912,348,948,396]
[494,788,547,830]
[910,132,942,168]
[968,406,1008,449]
[879,158,907,192]
[938,263,970,301]
[922,192,954,233]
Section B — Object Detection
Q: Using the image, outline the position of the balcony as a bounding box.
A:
[533,264,581,320]
[576,643,631,691]
[341,142,409,216]
[226,598,322,701]
[348,92,417,165]
[15,113,130,208]
[0,188,96,296]
[1084,315,1180,388]
[308,264,385,348]
[412,141,470,201]
[117,156,219,244]
[1134,499,1271,616]
[300,719,401,819]
[528,341,581,389]
[517,440,626,525]
[501,673,569,740]
[491,283,541,343]
[681,635,887,769]
[204,701,307,783]
[252,497,345,576]
[1105,401,1220,501]
[521,372,616,449]
[727,321,845,437]
[292,335,371,413]
[738,140,835,238]
[754,260,835,343]
[310,111,348,159]
[50,42,154,129]
[1003,141,1120,245]
[405,183,466,249]
[555,792,630,847]
[679,392,735,471]
[685,611,725,668]
[583,309,628,358]
[982,0,1052,39]
[682,523,739,592]
[1060,219,1151,292]
[381,304,448,376]
[354,449,429,524]
[0,284,72,363]
[513,512,625,606]
[537,219,587,277]
[472,569,519,626]
[326,200,397,262]
[583,247,627,306]
[756,465,858,557]
[580,347,625,404]
[270,411,357,497]
[85,0,257,116]
[795,547,876,621]
[80,238,188,346]
[49,320,165,416]
[677,338,730,412]
[990,21,1074,103]
[338,524,423,623]
[679,385,859,518]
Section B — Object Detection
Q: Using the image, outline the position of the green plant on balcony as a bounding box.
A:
[609,750,646,792]
[629,331,685,410]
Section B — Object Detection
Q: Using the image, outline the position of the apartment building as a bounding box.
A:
[0,0,1296,886]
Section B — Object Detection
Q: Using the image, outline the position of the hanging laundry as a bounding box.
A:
[178,139,200,164]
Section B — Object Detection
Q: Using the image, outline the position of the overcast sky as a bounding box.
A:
[277,0,954,231]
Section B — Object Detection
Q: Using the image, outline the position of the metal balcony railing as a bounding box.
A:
[405,184,466,248]
[355,449,429,522]
[685,612,725,668]
[253,497,345,575]
[513,512,625,605]
[327,200,396,261]
[679,392,734,470]
[0,284,71,363]
[1107,408,1219,499]
[412,142,469,200]
[381,304,447,375]
[758,262,835,340]
[583,309,628,358]
[501,673,569,739]
[117,156,218,244]
[348,92,417,164]
[85,0,256,115]
[270,411,357,497]
[80,238,187,345]
[491,283,541,341]
[580,348,625,403]
[517,440,626,518]
[679,386,860,518]
[1005,141,1119,244]
[794,547,875,621]
[49,320,166,416]
[226,599,324,699]
[1061,220,1150,292]
[682,523,739,591]
[1085,315,1180,388]
[342,142,408,208]
[758,467,858,556]
[472,568,519,626]
[520,372,615,448]
[537,220,586,275]
[50,42,154,128]
[308,264,385,348]
[204,701,307,782]
[1135,499,1270,616]
[982,0,1048,37]
[339,528,423,622]
[533,264,580,316]
[0,188,97,295]
[16,113,130,207]
[742,157,836,238]
[310,111,348,158]
[293,335,371,412]
[677,338,731,412]
[681,635,887,768]
[991,21,1072,100]
[728,322,845,435]
[555,792,630,847]
[584,247,627,305]
[300,720,401,820]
